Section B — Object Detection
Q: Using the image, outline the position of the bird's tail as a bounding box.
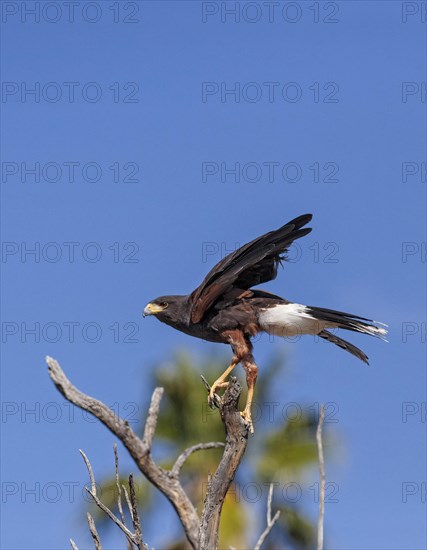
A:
[307,305,388,340]
[319,330,370,364]
[308,305,387,364]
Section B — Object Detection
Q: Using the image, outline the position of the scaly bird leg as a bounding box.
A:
[208,356,239,407]
[240,363,258,434]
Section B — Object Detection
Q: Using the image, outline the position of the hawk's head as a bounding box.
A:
[143,295,189,326]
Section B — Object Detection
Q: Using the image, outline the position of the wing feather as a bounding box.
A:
[189,214,312,323]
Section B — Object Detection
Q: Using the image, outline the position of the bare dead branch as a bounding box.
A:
[199,377,249,550]
[80,450,136,547]
[254,483,281,550]
[114,444,126,523]
[85,486,136,546]
[46,356,200,548]
[114,444,132,550]
[171,442,225,478]
[141,388,163,449]
[85,487,133,543]
[79,450,96,494]
[129,474,145,549]
[87,513,102,550]
[316,404,326,550]
[70,539,79,550]
[122,483,133,520]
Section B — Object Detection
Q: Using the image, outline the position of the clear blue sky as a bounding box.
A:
[1,1,426,549]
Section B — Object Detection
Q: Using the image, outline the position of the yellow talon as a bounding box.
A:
[209,381,228,397]
[207,357,239,407]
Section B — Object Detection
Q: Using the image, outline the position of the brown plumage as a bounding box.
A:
[144,214,387,432]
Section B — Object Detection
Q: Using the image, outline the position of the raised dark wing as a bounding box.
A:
[189,214,312,323]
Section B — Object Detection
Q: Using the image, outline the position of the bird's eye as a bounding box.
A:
[159,301,168,308]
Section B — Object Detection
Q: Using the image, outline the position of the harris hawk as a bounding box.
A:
[143,214,387,432]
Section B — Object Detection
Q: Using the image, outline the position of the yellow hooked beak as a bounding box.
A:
[143,303,165,317]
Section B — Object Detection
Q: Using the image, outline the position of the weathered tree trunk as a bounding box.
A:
[199,377,249,549]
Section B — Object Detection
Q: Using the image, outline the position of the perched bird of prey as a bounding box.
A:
[144,214,387,432]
